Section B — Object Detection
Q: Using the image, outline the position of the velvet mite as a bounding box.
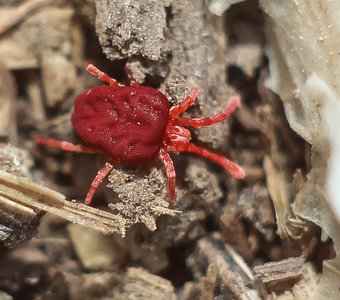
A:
[36,64,245,204]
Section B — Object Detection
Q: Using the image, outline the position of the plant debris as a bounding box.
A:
[0,0,337,299]
[107,167,181,231]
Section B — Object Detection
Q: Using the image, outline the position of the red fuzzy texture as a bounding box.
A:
[71,85,170,166]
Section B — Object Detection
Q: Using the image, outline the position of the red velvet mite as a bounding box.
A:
[37,64,245,205]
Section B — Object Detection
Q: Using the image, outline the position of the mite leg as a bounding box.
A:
[173,96,240,127]
[159,149,176,202]
[124,65,138,86]
[36,138,101,154]
[169,89,200,119]
[85,161,114,205]
[175,142,245,179]
[86,64,121,87]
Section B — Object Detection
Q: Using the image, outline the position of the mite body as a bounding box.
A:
[37,64,244,204]
[73,85,170,166]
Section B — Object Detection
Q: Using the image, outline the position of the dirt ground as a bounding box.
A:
[0,0,335,299]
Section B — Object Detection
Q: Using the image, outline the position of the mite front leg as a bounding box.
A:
[86,64,121,87]
[169,89,199,119]
[36,138,101,154]
[85,161,114,205]
[173,96,240,127]
[124,65,139,86]
[159,149,176,202]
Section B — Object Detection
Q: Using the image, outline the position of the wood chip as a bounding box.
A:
[188,236,262,299]
[0,0,51,36]
[67,224,128,270]
[264,156,308,240]
[0,62,17,143]
[114,267,176,300]
[253,257,317,296]
[0,7,74,70]
[0,170,126,242]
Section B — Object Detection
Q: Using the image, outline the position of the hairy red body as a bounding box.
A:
[72,85,170,166]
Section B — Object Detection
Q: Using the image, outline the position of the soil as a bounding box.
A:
[0,0,333,299]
